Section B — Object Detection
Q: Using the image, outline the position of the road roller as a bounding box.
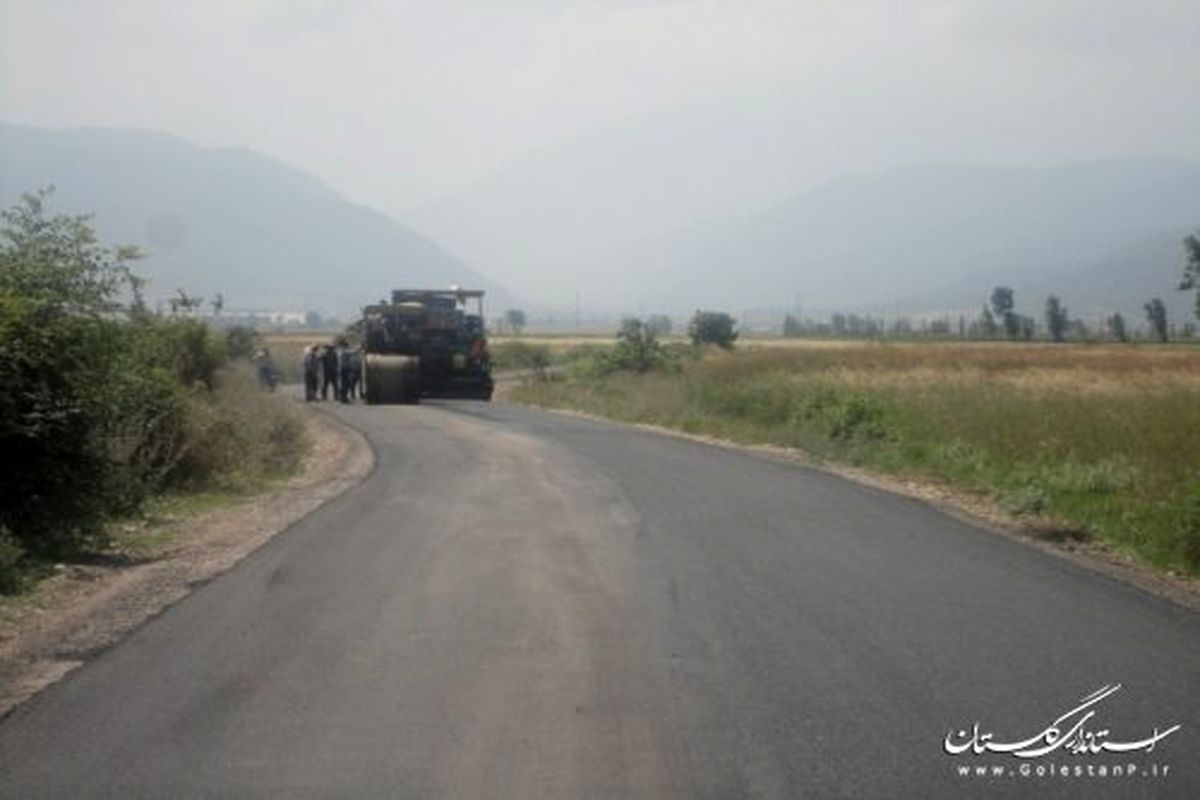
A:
[361,288,495,404]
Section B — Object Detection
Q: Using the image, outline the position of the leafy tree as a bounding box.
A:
[611,317,663,372]
[1180,232,1200,322]
[168,288,204,315]
[0,191,146,561]
[1106,313,1129,343]
[210,291,225,316]
[0,188,140,313]
[1044,295,1069,342]
[990,286,1019,339]
[645,313,673,337]
[0,190,237,581]
[688,310,738,349]
[504,308,527,335]
[1144,298,1169,343]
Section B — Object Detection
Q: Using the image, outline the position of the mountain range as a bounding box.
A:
[418,149,1200,320]
[3,122,1197,324]
[0,123,516,316]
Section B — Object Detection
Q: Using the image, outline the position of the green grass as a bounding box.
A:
[489,340,607,372]
[512,342,1200,575]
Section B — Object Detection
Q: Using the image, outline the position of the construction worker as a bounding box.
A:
[254,348,277,392]
[346,348,364,400]
[320,344,339,401]
[337,340,355,402]
[302,345,320,401]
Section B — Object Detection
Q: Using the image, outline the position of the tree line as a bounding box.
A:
[780,233,1200,343]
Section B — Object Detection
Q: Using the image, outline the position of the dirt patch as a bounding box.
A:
[0,404,374,717]
[525,404,1200,614]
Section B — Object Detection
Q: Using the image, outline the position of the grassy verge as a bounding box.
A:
[1,366,310,593]
[512,342,1200,575]
[109,363,310,552]
[489,339,608,372]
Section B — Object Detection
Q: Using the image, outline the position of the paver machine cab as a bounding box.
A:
[362,288,495,404]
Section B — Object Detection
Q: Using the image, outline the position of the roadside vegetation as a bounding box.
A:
[0,191,309,593]
[514,332,1200,576]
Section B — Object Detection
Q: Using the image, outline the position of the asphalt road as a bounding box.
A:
[1,400,1197,797]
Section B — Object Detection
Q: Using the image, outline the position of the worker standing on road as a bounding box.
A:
[254,348,277,392]
[337,340,355,403]
[303,345,320,401]
[320,344,339,401]
[346,347,364,400]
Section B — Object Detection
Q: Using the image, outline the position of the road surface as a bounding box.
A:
[1,400,1197,797]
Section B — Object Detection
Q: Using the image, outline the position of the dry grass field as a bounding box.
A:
[259,332,335,383]
[514,341,1200,575]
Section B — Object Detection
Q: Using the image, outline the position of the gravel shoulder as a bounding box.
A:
[0,402,374,717]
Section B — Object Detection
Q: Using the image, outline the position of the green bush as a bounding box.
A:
[0,525,27,594]
[688,310,739,349]
[0,190,308,592]
[570,319,692,378]
[225,325,259,360]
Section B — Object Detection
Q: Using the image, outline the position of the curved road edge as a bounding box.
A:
[515,400,1200,613]
[0,401,376,717]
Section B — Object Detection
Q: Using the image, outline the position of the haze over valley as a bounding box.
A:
[2,1,1198,324]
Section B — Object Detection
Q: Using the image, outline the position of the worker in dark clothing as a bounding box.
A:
[254,348,277,392]
[320,344,339,401]
[349,348,364,400]
[303,345,320,401]
[339,347,363,401]
[337,342,355,403]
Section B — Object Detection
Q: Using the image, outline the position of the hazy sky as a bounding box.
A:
[4,1,1198,210]
[3,1,1199,308]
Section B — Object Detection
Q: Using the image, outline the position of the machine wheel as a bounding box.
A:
[364,354,422,405]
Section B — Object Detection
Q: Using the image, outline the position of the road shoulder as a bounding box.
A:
[0,403,374,717]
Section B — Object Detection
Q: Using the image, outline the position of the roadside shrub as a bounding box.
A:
[225,325,259,360]
[491,340,552,377]
[571,319,693,378]
[133,316,227,390]
[167,366,308,489]
[0,211,141,557]
[688,310,739,349]
[0,191,309,591]
[825,395,888,441]
[0,525,26,594]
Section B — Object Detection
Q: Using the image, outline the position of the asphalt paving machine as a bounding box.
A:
[362,288,495,404]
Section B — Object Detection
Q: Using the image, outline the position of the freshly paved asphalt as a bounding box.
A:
[1,400,1197,797]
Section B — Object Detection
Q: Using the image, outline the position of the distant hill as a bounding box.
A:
[638,158,1200,319]
[0,123,515,315]
[417,136,1200,318]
